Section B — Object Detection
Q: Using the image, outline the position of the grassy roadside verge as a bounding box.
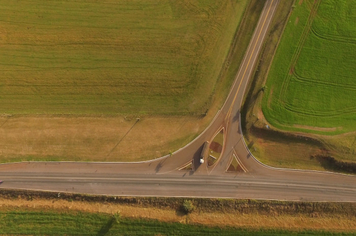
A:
[0,189,356,234]
[207,0,266,113]
[241,0,356,173]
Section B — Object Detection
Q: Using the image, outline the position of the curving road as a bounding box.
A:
[1,0,356,202]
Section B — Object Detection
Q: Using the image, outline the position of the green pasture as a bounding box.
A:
[0,0,247,115]
[262,0,356,134]
[0,210,351,236]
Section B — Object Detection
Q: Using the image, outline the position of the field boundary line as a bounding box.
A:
[259,0,296,91]
[311,26,356,44]
[293,70,356,90]
[279,0,321,103]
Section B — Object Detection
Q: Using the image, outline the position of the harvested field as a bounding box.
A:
[0,0,247,116]
[262,0,356,135]
[0,115,204,162]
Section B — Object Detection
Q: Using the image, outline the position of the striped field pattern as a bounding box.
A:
[262,0,356,135]
[0,0,247,115]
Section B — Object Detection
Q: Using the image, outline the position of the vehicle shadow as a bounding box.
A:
[192,143,205,172]
[155,157,168,173]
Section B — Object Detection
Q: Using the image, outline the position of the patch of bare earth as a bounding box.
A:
[267,87,273,109]
[210,141,222,153]
[299,0,304,5]
[295,17,299,25]
[0,115,208,162]
[320,131,356,162]
[248,102,326,170]
[1,198,356,232]
[257,108,266,121]
[293,124,341,132]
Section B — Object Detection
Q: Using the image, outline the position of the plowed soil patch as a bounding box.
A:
[210,141,222,153]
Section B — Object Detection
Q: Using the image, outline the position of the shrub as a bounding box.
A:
[182,200,195,214]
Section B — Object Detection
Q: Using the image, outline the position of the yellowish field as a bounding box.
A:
[0,0,247,116]
[0,115,208,162]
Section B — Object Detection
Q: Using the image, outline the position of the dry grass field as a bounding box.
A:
[0,115,205,162]
[0,0,253,162]
[0,0,246,115]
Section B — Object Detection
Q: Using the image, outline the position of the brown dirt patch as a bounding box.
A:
[293,125,341,132]
[227,161,244,172]
[257,108,266,121]
[299,0,304,5]
[267,87,273,109]
[295,17,299,25]
[210,141,222,153]
[249,126,325,171]
[319,131,356,162]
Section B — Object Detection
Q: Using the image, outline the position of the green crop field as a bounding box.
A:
[0,210,352,236]
[0,0,247,115]
[262,0,356,135]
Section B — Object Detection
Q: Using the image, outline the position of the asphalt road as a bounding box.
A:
[1,0,356,202]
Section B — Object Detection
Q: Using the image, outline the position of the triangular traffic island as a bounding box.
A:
[227,154,246,172]
[178,161,193,171]
[207,128,225,168]
[207,155,217,166]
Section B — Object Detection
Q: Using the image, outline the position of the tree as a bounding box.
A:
[182,200,195,214]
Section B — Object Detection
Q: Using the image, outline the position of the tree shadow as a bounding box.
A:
[247,140,254,149]
[96,217,115,236]
[313,155,356,174]
[175,208,187,217]
[233,109,240,122]
[250,125,324,147]
[155,162,163,173]
[155,158,168,173]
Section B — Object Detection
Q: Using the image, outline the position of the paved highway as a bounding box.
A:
[1,0,356,201]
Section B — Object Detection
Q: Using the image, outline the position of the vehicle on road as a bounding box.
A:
[200,141,210,164]
[0,180,3,184]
